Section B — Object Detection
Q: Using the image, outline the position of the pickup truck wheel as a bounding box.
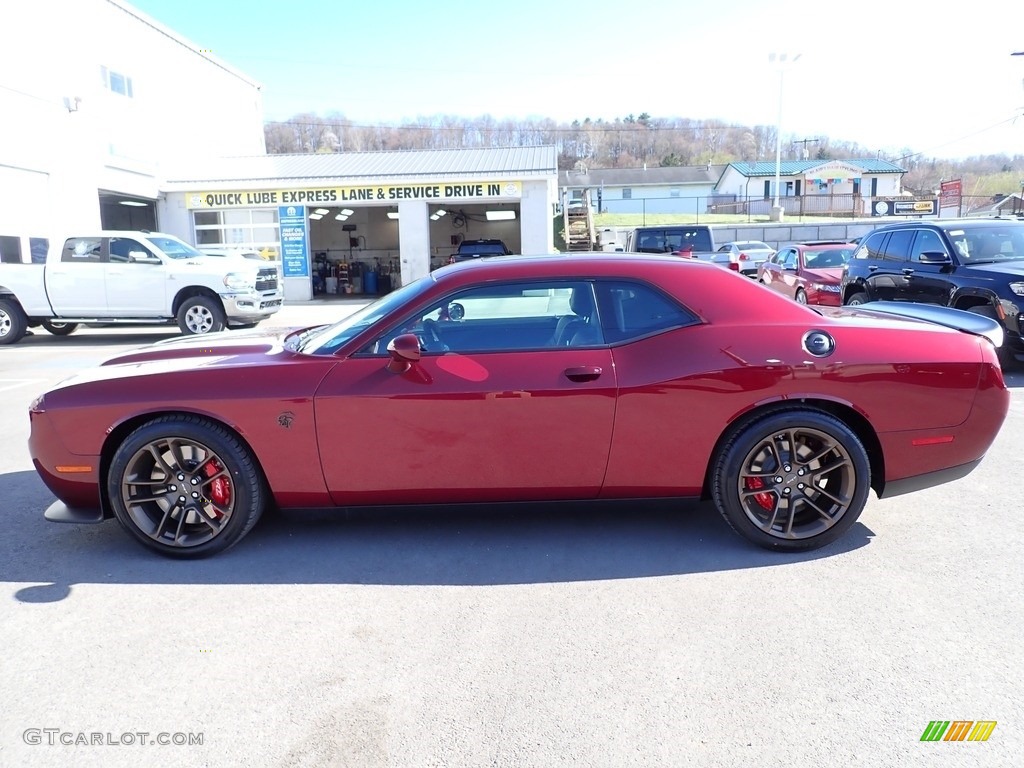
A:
[42,320,79,336]
[178,296,226,335]
[0,299,28,345]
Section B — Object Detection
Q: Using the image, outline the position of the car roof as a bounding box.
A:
[440,252,718,277]
[872,218,1024,232]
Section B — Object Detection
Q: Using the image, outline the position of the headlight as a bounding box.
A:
[223,272,255,290]
[1009,282,1024,297]
[812,282,840,292]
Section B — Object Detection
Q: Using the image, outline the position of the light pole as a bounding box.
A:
[769,53,801,221]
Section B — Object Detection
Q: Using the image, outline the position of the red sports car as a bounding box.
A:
[28,255,1009,558]
[758,241,857,305]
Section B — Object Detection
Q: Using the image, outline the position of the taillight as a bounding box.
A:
[739,252,750,261]
[728,262,739,271]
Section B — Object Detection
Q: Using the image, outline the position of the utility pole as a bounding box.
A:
[791,137,821,160]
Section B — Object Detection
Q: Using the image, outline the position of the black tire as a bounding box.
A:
[965,305,1018,370]
[42,320,79,336]
[232,322,259,330]
[177,296,226,335]
[711,409,871,551]
[107,415,265,558]
[845,291,868,306]
[0,298,28,345]
[794,289,808,305]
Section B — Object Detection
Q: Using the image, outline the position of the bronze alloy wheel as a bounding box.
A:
[712,409,870,551]
[736,426,855,539]
[119,435,236,548]
[109,416,265,557]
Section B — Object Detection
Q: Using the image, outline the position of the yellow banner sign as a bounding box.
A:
[186,181,522,209]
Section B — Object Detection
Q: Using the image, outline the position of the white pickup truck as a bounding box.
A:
[0,231,283,344]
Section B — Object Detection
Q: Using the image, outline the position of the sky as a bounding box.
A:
[128,0,1024,160]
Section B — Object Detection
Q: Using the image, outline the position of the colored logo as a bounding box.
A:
[920,721,997,742]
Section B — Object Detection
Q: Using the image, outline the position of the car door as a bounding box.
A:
[44,237,108,315]
[314,279,617,506]
[903,228,955,304]
[863,230,915,301]
[104,236,168,315]
[760,248,789,289]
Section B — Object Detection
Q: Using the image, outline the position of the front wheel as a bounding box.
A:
[966,304,1018,370]
[794,289,808,305]
[107,416,266,558]
[711,409,871,551]
[42,320,79,336]
[177,296,226,335]
[844,291,868,306]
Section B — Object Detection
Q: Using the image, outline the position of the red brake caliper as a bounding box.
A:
[744,476,774,511]
[204,460,231,513]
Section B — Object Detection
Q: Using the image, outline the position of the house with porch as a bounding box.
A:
[716,159,907,217]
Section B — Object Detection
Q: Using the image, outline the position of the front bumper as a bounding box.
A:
[222,292,284,321]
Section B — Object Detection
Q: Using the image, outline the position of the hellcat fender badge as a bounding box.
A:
[277,412,295,428]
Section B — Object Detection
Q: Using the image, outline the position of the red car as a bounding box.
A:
[758,241,857,305]
[29,255,1008,558]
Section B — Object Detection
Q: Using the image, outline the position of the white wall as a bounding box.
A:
[0,0,264,234]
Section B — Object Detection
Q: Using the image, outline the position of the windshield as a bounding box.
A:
[148,236,207,260]
[804,247,853,268]
[948,226,1024,263]
[293,274,435,355]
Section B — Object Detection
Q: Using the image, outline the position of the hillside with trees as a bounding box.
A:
[264,112,1024,204]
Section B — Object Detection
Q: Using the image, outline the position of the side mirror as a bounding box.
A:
[919,251,952,265]
[385,333,421,374]
[128,251,159,263]
[447,302,465,321]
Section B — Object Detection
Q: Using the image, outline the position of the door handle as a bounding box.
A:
[868,265,878,272]
[564,366,603,382]
[902,268,915,276]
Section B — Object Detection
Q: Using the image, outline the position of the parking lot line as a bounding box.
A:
[0,379,46,393]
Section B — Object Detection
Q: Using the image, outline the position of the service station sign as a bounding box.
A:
[187,181,522,209]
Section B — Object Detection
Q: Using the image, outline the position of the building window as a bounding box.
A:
[622,188,632,199]
[669,188,680,198]
[192,208,281,258]
[101,66,134,98]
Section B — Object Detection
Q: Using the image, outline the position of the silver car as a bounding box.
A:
[716,240,776,277]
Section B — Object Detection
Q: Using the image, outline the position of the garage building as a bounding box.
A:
[159,148,559,301]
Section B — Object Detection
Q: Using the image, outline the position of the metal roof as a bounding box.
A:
[560,165,726,187]
[162,146,559,187]
[725,159,906,177]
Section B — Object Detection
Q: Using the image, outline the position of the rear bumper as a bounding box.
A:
[878,458,982,498]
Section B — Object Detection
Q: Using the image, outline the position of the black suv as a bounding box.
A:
[840,218,1024,366]
[449,239,513,263]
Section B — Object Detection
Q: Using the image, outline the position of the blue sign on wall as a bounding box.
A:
[279,206,309,277]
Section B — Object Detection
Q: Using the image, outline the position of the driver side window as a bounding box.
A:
[366,281,603,355]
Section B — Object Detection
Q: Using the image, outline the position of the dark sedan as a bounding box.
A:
[29,254,1008,558]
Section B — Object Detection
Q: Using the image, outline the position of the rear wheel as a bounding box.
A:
[177,296,226,335]
[42,320,79,336]
[794,289,808,305]
[711,409,871,551]
[845,291,868,306]
[965,304,1018,370]
[0,298,28,345]
[107,416,265,558]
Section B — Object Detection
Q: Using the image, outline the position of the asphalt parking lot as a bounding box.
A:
[1,303,1022,768]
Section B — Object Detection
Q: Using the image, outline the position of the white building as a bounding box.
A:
[560,165,727,215]
[0,1,559,298]
[716,159,906,217]
[0,0,266,236]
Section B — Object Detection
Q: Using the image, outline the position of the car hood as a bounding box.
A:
[99,326,306,367]
[963,259,1024,278]
[802,267,844,283]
